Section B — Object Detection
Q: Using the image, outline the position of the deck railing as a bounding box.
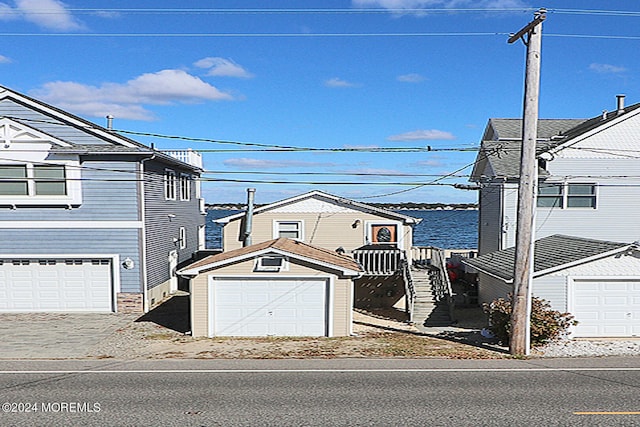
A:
[162,149,203,169]
[352,247,404,276]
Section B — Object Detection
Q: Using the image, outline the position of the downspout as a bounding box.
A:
[243,188,256,247]
[139,153,156,313]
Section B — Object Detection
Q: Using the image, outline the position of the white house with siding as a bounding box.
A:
[471,95,640,255]
[466,96,640,337]
[0,85,206,313]
[463,235,640,338]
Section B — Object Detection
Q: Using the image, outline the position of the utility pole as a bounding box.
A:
[508,8,546,356]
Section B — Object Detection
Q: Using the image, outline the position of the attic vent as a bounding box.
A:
[255,256,287,272]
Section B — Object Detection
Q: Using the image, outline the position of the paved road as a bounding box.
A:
[1,358,639,426]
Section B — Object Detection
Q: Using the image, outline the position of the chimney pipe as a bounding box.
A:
[616,94,625,115]
[106,115,114,130]
[243,188,256,247]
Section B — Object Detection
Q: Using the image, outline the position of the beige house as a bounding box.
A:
[178,238,362,337]
[214,190,421,261]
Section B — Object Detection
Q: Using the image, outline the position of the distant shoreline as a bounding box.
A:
[207,203,478,211]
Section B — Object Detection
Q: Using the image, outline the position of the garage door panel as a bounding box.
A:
[0,259,113,312]
[573,280,639,337]
[212,279,327,337]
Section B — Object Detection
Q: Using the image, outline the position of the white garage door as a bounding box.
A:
[0,258,113,312]
[211,278,328,337]
[572,280,640,337]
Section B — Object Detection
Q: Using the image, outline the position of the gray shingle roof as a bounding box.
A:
[462,235,630,282]
[487,118,585,140]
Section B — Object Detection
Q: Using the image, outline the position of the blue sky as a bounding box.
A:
[1,1,639,204]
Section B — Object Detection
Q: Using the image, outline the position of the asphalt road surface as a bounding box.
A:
[1,358,639,426]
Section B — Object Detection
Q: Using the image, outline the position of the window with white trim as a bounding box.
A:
[179,173,190,201]
[165,169,176,200]
[254,255,288,272]
[274,221,303,240]
[179,227,187,249]
[537,183,596,209]
[0,164,67,196]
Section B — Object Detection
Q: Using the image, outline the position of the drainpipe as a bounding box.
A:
[243,188,256,247]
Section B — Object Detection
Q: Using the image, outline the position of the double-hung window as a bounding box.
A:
[274,221,303,240]
[0,164,67,197]
[179,173,190,201]
[165,169,176,200]
[537,183,596,209]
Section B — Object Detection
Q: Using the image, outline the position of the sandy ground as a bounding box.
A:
[86,297,503,360]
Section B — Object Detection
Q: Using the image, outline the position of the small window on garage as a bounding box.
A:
[255,255,288,272]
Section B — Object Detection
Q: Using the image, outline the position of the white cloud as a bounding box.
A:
[0,0,85,31]
[352,0,529,11]
[194,57,254,78]
[29,69,236,121]
[0,54,11,63]
[397,73,425,83]
[324,77,358,88]
[223,158,336,169]
[387,129,455,141]
[411,159,445,167]
[589,63,627,74]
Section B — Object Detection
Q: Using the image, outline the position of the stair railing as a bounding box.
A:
[401,258,415,323]
[430,247,455,320]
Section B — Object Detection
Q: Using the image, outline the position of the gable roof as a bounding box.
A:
[214,190,422,225]
[462,234,633,282]
[0,85,201,171]
[483,118,585,141]
[472,101,640,181]
[178,237,363,276]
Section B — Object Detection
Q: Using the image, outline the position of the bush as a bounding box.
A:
[482,295,578,346]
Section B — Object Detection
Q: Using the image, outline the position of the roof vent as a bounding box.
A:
[616,94,625,115]
[602,110,607,121]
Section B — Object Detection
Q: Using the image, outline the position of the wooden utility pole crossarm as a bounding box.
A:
[508,8,546,356]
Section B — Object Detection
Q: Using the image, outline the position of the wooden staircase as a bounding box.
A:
[409,264,454,327]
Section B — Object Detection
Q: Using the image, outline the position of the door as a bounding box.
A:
[210,278,328,337]
[0,258,113,312]
[572,280,640,337]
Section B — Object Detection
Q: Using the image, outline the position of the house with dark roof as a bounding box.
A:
[463,235,640,338]
[178,238,363,337]
[0,85,206,313]
[471,95,640,255]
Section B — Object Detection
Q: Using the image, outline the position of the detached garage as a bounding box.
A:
[463,235,640,338]
[0,256,117,312]
[179,238,362,338]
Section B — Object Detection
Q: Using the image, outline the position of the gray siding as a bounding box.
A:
[477,272,511,305]
[478,184,503,255]
[0,229,142,293]
[143,160,204,290]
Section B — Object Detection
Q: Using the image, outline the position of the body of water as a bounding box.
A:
[206,209,477,250]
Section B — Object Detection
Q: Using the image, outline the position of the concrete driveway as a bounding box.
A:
[0,312,138,359]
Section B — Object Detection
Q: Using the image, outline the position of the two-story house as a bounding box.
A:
[471,95,640,255]
[464,96,640,337]
[0,85,205,313]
